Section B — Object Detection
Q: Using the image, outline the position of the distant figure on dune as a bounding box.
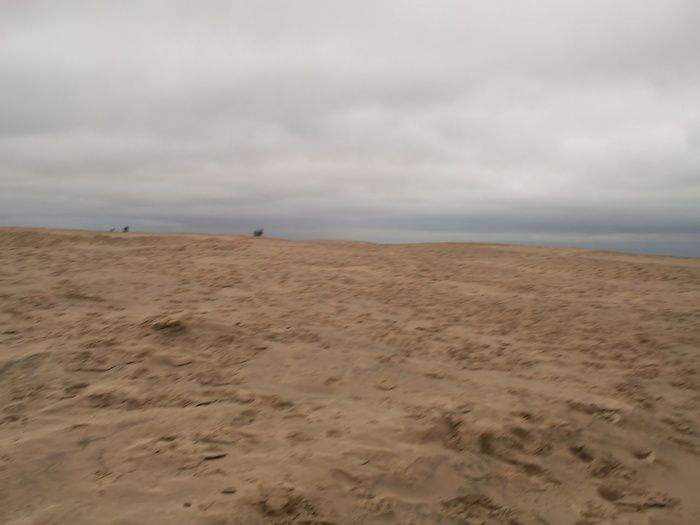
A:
[123,226,129,233]
[253,229,264,237]
[109,228,115,232]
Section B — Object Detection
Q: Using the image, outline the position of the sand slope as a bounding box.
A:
[1,228,699,524]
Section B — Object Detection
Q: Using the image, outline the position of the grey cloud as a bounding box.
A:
[1,1,699,256]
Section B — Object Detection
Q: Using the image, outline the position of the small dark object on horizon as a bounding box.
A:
[109,228,115,232]
[253,229,264,237]
[123,226,129,233]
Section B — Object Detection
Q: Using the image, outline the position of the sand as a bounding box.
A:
[1,228,699,525]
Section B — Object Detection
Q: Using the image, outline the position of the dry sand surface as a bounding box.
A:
[1,228,699,525]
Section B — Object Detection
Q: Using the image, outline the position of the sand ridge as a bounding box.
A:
[1,228,699,524]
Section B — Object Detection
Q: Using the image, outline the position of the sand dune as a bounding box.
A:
[1,228,699,524]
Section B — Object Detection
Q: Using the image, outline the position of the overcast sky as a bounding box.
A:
[1,1,699,255]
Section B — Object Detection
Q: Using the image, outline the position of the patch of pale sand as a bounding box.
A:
[1,227,699,524]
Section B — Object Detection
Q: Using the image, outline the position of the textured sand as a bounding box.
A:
[1,228,699,525]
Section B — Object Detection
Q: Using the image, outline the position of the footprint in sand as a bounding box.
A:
[597,481,677,511]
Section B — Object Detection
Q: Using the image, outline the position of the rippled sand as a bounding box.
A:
[1,228,699,524]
